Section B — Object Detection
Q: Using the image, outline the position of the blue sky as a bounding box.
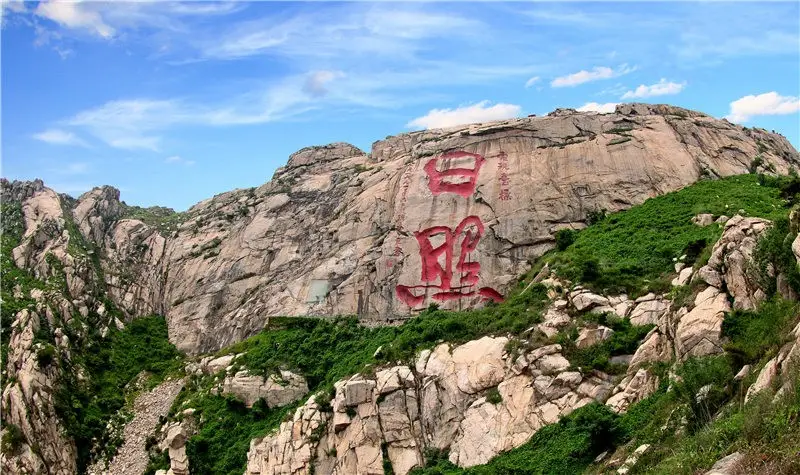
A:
[2,1,799,210]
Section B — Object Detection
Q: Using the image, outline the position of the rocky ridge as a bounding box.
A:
[2,104,800,475]
[5,104,799,356]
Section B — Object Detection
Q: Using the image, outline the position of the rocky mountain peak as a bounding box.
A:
[4,104,800,355]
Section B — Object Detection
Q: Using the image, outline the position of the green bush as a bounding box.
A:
[672,356,734,432]
[485,387,502,405]
[36,344,57,367]
[751,218,800,297]
[411,403,628,474]
[560,317,653,374]
[1,423,24,456]
[722,298,800,368]
[555,229,577,251]
[186,394,291,475]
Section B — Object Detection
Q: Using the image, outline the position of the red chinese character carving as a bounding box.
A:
[424,151,485,198]
[396,215,503,307]
[499,189,512,201]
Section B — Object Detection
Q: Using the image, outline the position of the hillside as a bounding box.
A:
[2,104,800,475]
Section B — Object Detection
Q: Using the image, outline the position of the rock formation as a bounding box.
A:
[4,104,798,357]
[242,211,800,474]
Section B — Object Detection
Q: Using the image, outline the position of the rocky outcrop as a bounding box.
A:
[745,320,800,403]
[6,104,800,355]
[674,287,731,360]
[222,370,309,408]
[87,378,185,475]
[1,309,76,475]
[245,336,616,474]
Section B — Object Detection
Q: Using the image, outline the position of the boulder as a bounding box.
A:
[704,452,744,475]
[222,370,309,408]
[691,214,715,226]
[675,287,730,360]
[575,326,614,349]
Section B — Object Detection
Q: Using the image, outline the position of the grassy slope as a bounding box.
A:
[548,174,789,296]
[177,174,800,474]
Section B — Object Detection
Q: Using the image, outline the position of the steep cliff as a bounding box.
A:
[2,103,800,475]
[6,104,800,356]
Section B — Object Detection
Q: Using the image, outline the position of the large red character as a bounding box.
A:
[396,215,504,307]
[424,151,485,198]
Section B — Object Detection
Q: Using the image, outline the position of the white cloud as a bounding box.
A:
[576,102,619,113]
[407,101,521,129]
[725,92,800,123]
[32,128,89,147]
[524,76,540,88]
[165,155,195,166]
[35,1,115,38]
[201,5,483,61]
[551,64,635,88]
[621,79,686,99]
[303,70,345,97]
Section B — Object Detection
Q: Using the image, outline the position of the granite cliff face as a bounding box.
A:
[2,103,800,475]
[6,104,800,358]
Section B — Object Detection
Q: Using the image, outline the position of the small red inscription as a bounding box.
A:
[497,151,511,201]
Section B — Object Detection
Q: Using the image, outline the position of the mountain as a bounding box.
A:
[2,103,800,475]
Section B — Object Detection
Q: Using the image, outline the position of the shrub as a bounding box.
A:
[751,218,800,297]
[672,356,733,432]
[36,344,56,367]
[722,297,799,368]
[545,174,788,296]
[486,387,502,405]
[1,423,24,456]
[555,229,577,251]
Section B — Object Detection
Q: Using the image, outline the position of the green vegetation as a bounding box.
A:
[56,315,182,472]
[224,284,549,389]
[185,395,291,475]
[722,298,800,368]
[546,174,790,296]
[751,216,800,297]
[120,204,187,236]
[485,387,503,405]
[1,423,25,456]
[0,201,44,366]
[411,403,631,475]
[178,285,550,473]
[559,314,654,374]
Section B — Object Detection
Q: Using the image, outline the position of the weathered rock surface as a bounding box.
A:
[1,309,77,475]
[704,452,744,475]
[245,336,615,474]
[675,287,730,360]
[700,215,771,310]
[746,320,800,403]
[222,370,309,408]
[6,104,799,356]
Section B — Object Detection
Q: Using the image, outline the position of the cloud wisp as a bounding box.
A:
[32,128,89,147]
[551,64,635,88]
[407,101,521,129]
